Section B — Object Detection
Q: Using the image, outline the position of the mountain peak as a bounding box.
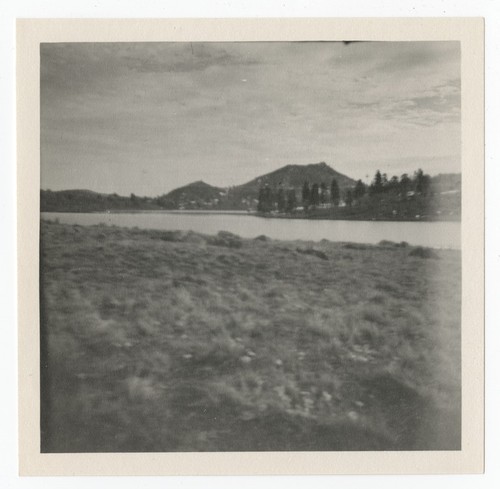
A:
[238,162,355,191]
[302,161,330,170]
[178,180,222,190]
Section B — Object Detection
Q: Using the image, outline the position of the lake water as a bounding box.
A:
[41,211,461,249]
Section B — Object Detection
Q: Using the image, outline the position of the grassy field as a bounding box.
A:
[40,220,461,452]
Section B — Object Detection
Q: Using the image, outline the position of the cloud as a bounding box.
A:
[123,44,259,73]
[41,41,461,195]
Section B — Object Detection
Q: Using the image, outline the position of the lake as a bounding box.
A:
[41,211,461,249]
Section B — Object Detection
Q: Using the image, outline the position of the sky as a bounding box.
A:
[41,41,461,196]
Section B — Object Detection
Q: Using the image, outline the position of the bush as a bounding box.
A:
[378,240,409,248]
[378,240,396,247]
[208,231,243,249]
[158,230,184,242]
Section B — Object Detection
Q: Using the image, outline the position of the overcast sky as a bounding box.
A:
[41,41,460,196]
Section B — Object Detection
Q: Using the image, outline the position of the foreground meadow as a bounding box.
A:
[40,220,461,452]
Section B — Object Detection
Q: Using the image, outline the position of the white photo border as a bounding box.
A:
[17,17,484,476]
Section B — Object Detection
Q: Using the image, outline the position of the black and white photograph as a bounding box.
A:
[37,38,466,454]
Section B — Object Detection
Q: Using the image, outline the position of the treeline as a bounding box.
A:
[41,187,243,213]
[257,177,353,212]
[257,169,459,221]
[367,169,431,197]
[41,189,162,213]
[258,169,431,211]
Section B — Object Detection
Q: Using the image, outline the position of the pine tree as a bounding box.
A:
[330,179,340,206]
[263,186,273,212]
[389,175,399,192]
[302,181,310,206]
[400,173,411,195]
[257,187,265,212]
[277,187,286,212]
[353,180,366,200]
[371,170,383,194]
[258,185,274,212]
[345,189,353,207]
[286,188,297,212]
[311,183,320,207]
[414,169,431,195]
[320,182,327,204]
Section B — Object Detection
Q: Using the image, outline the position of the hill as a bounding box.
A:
[237,161,356,193]
[157,180,224,210]
[221,162,356,210]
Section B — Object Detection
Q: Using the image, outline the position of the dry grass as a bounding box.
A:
[40,220,461,452]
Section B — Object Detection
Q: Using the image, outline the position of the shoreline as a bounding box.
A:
[254,212,461,223]
[40,217,461,250]
[41,209,461,223]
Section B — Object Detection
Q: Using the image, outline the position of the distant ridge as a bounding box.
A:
[50,189,101,195]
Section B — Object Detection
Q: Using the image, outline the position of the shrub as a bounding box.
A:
[208,231,243,249]
[159,230,184,242]
[379,240,408,248]
[378,240,396,247]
